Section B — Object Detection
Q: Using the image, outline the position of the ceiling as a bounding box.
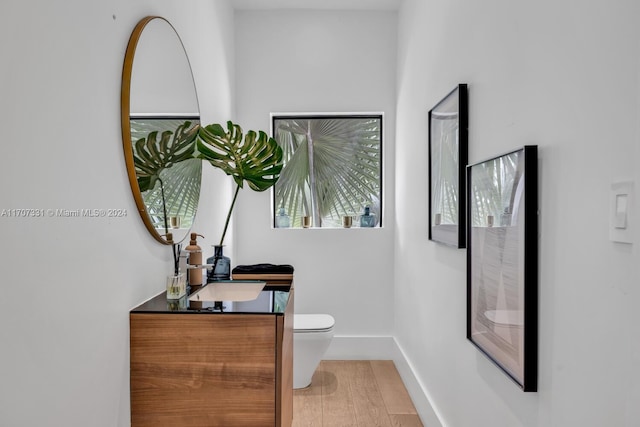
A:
[230,0,402,10]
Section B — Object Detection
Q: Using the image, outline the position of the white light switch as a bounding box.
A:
[615,194,628,229]
[610,181,634,243]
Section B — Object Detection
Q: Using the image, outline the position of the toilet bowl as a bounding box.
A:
[483,309,523,349]
[293,314,335,389]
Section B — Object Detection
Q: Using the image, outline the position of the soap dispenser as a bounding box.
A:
[185,233,205,292]
[360,205,377,227]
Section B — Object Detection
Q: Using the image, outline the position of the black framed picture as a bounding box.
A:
[466,145,538,392]
[428,84,468,247]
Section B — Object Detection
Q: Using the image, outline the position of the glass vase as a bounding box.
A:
[275,207,290,228]
[206,245,231,282]
[359,206,377,227]
[166,272,186,300]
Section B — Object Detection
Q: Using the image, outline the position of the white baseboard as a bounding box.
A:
[324,335,444,427]
[324,335,398,360]
[392,340,445,427]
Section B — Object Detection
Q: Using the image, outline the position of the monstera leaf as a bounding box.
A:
[197,121,283,191]
[134,121,199,192]
[197,121,283,244]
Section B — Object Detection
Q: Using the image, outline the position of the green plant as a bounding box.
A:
[132,120,201,234]
[134,121,199,193]
[197,120,283,245]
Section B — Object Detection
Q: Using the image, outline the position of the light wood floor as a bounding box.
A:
[292,360,423,427]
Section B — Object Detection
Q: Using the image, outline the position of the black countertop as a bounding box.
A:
[131,284,291,315]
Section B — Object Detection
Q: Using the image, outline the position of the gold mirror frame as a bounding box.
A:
[121,16,201,245]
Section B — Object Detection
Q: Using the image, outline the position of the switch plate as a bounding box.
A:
[610,181,634,243]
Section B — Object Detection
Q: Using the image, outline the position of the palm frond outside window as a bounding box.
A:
[469,150,522,227]
[430,113,460,225]
[272,115,382,228]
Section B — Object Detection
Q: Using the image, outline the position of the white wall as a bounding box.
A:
[395,0,640,426]
[0,1,233,426]
[232,10,398,344]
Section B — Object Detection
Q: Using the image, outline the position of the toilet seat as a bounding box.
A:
[294,314,335,333]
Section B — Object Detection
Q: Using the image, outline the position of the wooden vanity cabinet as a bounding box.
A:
[130,280,293,427]
[275,284,294,427]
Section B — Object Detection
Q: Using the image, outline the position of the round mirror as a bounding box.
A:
[121,16,201,245]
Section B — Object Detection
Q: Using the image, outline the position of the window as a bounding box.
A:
[272,114,382,228]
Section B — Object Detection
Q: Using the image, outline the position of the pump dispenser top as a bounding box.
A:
[186,233,204,251]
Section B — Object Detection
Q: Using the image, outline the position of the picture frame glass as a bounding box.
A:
[429,84,467,247]
[467,147,534,389]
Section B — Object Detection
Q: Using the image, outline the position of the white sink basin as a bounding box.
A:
[189,280,266,302]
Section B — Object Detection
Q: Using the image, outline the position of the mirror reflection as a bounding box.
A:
[121,16,201,244]
[430,102,460,226]
[469,150,523,228]
[428,83,467,248]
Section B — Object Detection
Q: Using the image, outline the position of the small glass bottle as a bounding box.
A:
[500,207,512,227]
[275,207,290,228]
[360,205,377,227]
[206,245,231,282]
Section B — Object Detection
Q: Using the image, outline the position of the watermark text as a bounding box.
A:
[1,208,128,218]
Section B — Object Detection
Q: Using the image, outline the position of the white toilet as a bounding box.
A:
[483,309,523,351]
[293,314,335,389]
